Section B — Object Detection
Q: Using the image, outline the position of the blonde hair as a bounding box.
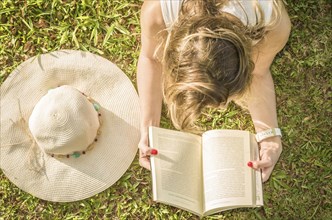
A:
[161,0,283,132]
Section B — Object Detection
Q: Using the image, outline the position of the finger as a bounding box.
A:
[140,149,158,160]
[150,149,158,155]
[251,159,273,170]
[139,158,151,170]
[261,166,274,182]
[138,143,151,156]
[138,145,158,157]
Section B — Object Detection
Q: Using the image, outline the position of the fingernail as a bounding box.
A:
[151,149,158,155]
[247,161,253,168]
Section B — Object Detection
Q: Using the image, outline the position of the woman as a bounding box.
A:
[137,0,291,182]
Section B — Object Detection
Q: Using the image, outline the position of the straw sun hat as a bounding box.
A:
[0,50,140,202]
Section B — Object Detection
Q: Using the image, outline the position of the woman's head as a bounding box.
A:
[162,13,254,132]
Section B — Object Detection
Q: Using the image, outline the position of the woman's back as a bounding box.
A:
[160,0,274,28]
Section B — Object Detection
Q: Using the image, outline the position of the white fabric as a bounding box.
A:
[160,0,274,27]
[160,0,182,27]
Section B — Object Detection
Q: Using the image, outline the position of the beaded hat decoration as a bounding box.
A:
[0,50,140,202]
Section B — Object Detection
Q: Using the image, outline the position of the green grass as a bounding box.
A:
[0,0,331,219]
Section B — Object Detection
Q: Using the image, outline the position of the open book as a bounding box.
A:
[149,126,263,217]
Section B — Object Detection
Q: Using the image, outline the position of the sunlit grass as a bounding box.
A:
[0,0,331,219]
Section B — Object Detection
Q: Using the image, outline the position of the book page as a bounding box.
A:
[250,134,263,206]
[201,130,253,214]
[149,127,203,216]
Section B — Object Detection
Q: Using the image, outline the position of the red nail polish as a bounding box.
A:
[151,149,158,155]
[247,161,253,168]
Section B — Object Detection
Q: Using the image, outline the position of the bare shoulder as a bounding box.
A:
[140,1,166,58]
[252,5,292,74]
[141,0,166,38]
[262,5,292,53]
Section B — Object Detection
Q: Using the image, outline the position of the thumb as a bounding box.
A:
[251,159,273,170]
[138,143,158,156]
[248,160,274,182]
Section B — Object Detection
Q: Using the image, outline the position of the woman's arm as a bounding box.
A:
[137,1,166,169]
[248,5,291,182]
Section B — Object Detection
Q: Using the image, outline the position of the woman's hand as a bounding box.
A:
[138,134,158,170]
[250,136,282,182]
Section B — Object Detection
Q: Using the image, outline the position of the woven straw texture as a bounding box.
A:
[0,50,140,202]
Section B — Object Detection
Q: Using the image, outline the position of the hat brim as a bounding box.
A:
[0,50,140,202]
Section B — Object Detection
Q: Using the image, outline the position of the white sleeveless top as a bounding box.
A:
[160,0,274,28]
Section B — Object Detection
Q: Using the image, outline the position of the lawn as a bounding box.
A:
[0,0,331,219]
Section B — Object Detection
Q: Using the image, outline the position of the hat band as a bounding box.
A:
[49,92,102,159]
